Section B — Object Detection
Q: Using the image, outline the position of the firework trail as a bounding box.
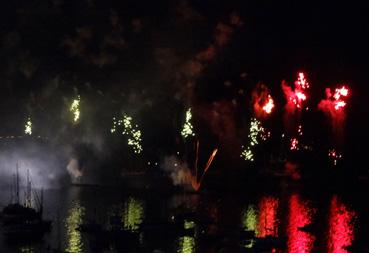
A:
[192,140,218,191]
[162,142,218,191]
[318,85,349,143]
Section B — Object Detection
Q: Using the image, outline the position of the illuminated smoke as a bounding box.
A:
[24,117,32,135]
[180,14,242,102]
[111,115,143,154]
[252,84,275,119]
[181,108,195,138]
[66,158,83,182]
[162,143,218,191]
[162,155,194,187]
[70,95,81,123]
[318,85,350,141]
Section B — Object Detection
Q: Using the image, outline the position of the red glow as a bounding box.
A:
[328,195,355,253]
[258,196,279,238]
[252,84,275,119]
[318,85,350,141]
[287,195,315,253]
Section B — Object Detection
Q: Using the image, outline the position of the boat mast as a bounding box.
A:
[16,162,19,204]
[26,169,32,208]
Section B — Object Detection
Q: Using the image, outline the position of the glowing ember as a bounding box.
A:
[262,96,275,114]
[290,138,299,150]
[298,125,303,136]
[70,95,81,123]
[181,108,195,138]
[328,149,343,166]
[25,117,32,135]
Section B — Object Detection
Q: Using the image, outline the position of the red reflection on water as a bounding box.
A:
[258,196,279,237]
[287,194,315,253]
[328,195,355,253]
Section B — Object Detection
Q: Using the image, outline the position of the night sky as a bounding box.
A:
[1,1,368,170]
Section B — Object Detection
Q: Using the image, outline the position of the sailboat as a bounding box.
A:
[0,163,52,241]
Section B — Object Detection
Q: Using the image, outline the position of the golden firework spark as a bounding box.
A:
[25,117,32,135]
[70,95,81,123]
[181,108,195,138]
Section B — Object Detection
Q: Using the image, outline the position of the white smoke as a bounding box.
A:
[66,158,83,182]
[162,155,194,187]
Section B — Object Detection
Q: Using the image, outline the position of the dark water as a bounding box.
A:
[0,184,368,253]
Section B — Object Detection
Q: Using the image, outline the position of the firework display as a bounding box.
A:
[241,118,270,161]
[70,95,81,123]
[252,84,275,119]
[111,115,143,154]
[24,117,32,135]
[181,108,195,138]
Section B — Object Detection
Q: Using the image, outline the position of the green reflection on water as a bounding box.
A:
[20,245,34,253]
[65,201,85,253]
[122,197,145,231]
[243,204,258,232]
[177,236,195,253]
[242,205,258,248]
